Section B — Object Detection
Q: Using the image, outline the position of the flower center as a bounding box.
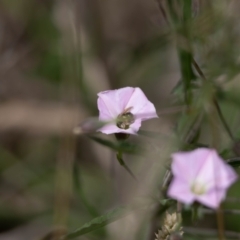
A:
[191,181,206,195]
[116,108,135,129]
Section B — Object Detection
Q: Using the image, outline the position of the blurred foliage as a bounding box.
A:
[0,0,240,239]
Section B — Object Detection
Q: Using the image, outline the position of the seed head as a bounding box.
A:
[155,212,183,240]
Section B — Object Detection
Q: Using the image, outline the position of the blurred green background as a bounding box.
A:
[0,0,240,239]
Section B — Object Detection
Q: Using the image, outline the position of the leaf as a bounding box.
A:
[89,136,141,154]
[116,151,137,180]
[119,141,142,154]
[64,204,148,239]
[89,136,118,150]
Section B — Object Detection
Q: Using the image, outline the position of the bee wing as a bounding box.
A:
[122,106,133,114]
[132,112,158,120]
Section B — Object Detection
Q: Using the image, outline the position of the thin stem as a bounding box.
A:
[214,99,235,141]
[184,227,240,239]
[182,112,203,144]
[216,206,225,240]
[192,58,206,80]
[183,0,192,22]
[177,201,182,223]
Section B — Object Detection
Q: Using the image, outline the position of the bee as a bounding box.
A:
[116,107,135,129]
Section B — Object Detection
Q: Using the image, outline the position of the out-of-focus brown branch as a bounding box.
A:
[0,101,85,135]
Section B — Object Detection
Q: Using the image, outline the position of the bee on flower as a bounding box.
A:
[97,87,158,135]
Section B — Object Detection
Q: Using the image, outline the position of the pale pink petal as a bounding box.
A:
[216,162,238,188]
[126,87,158,120]
[171,148,211,182]
[97,90,122,118]
[97,98,114,121]
[116,87,135,110]
[193,150,219,189]
[212,152,238,188]
[97,124,121,134]
[167,178,195,205]
[196,188,226,209]
[129,119,142,133]
[196,149,238,189]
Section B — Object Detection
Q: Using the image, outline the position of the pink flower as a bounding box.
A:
[167,148,238,209]
[97,87,158,134]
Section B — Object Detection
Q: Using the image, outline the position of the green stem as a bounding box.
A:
[216,206,225,240]
[178,50,194,105]
[181,0,194,105]
[183,0,192,23]
[167,0,195,106]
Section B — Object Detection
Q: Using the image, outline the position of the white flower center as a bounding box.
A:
[191,181,206,195]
